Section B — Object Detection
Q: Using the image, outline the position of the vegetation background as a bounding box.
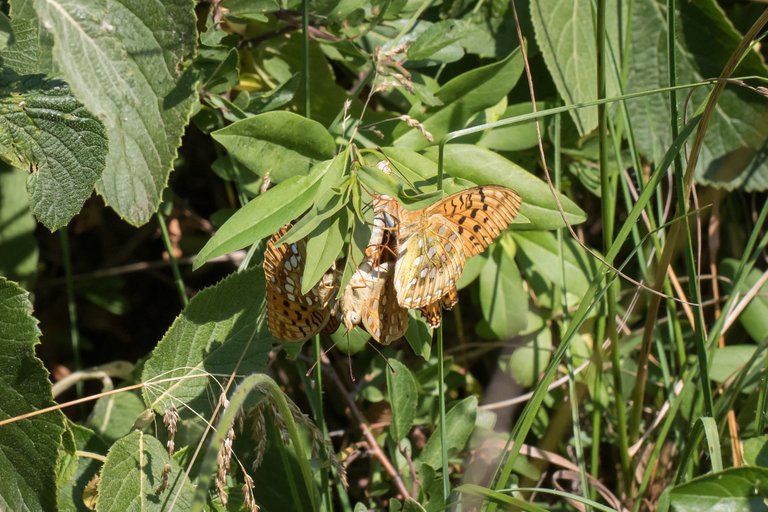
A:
[0,0,766,510]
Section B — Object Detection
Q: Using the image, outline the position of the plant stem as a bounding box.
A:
[59,227,82,397]
[157,211,188,307]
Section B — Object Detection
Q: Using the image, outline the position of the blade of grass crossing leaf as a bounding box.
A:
[190,374,319,512]
[491,118,701,500]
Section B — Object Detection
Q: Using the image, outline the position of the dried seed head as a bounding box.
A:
[163,406,180,455]
[215,427,236,506]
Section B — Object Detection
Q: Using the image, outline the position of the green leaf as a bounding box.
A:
[56,423,108,512]
[34,0,198,225]
[0,11,14,50]
[626,0,768,191]
[3,0,54,75]
[501,323,553,387]
[479,240,528,338]
[0,74,107,230]
[194,159,330,268]
[0,164,38,287]
[302,207,348,294]
[407,20,465,62]
[742,436,768,467]
[720,259,768,343]
[0,277,66,511]
[423,144,587,229]
[456,252,488,290]
[394,49,524,149]
[141,268,272,418]
[212,111,336,182]
[477,102,550,152]
[668,467,768,511]
[387,359,418,442]
[709,345,760,391]
[331,325,371,354]
[247,74,301,114]
[420,396,477,469]
[96,431,195,511]
[87,391,147,443]
[513,231,596,305]
[404,311,432,360]
[530,0,623,135]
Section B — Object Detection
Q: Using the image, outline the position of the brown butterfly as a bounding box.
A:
[341,195,409,344]
[389,185,522,326]
[263,225,339,342]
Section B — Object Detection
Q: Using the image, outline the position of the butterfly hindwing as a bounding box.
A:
[264,226,337,342]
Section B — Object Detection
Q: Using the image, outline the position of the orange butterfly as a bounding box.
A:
[387,185,522,326]
[263,225,339,342]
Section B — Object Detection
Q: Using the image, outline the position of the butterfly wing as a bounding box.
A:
[362,263,409,344]
[264,226,336,342]
[394,215,466,309]
[428,185,521,257]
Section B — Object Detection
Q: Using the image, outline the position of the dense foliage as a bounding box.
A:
[0,0,767,510]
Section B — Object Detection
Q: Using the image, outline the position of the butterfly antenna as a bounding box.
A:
[305,341,337,378]
[344,331,355,382]
[365,339,395,373]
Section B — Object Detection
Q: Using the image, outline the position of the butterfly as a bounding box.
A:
[263,225,339,342]
[389,185,522,326]
[340,195,409,344]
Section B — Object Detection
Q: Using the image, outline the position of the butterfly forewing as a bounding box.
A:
[394,185,521,310]
[427,185,522,257]
[264,226,337,342]
[394,215,467,309]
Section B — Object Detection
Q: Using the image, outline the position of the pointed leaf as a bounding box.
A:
[420,396,477,469]
[141,268,272,418]
[0,277,66,511]
[34,0,198,225]
[212,111,336,182]
[0,74,107,230]
[96,431,195,511]
[387,359,418,442]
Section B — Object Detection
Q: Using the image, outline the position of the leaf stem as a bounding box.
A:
[157,211,188,307]
[59,227,82,397]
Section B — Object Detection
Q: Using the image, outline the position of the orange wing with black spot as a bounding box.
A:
[263,226,338,342]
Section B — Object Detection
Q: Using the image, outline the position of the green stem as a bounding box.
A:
[157,211,188,307]
[435,144,450,503]
[59,227,82,397]
[597,0,630,490]
[302,0,310,118]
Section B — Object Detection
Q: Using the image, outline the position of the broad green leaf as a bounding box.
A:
[199,46,240,95]
[477,102,550,152]
[456,252,488,290]
[530,0,623,135]
[0,164,37,286]
[0,277,66,511]
[87,391,146,443]
[423,144,587,229]
[668,467,768,511]
[627,0,768,191]
[404,311,432,360]
[3,0,54,75]
[35,0,198,225]
[96,431,195,511]
[720,259,768,343]
[302,207,348,294]
[212,111,336,182]
[331,325,370,354]
[394,49,524,149]
[387,359,418,442]
[742,436,768,467]
[247,74,301,114]
[194,159,330,268]
[513,231,596,305]
[501,323,552,387]
[420,396,477,469]
[709,345,760,391]
[56,422,108,512]
[479,241,528,338]
[0,74,107,230]
[407,20,465,62]
[141,268,272,418]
